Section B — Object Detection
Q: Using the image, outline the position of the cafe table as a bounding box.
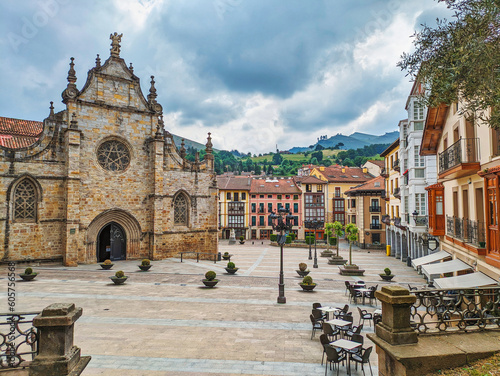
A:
[329,338,362,375]
[318,306,341,320]
[355,287,372,305]
[325,318,352,338]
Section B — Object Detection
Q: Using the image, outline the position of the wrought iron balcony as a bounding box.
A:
[447,215,486,246]
[393,187,401,199]
[393,158,400,171]
[380,167,388,178]
[438,138,480,177]
[412,215,427,227]
[370,223,382,230]
[394,217,402,226]
[382,215,391,225]
[369,206,381,213]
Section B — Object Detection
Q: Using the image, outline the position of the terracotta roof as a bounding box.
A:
[250,178,302,194]
[367,160,385,168]
[0,116,43,149]
[217,176,252,190]
[313,166,373,183]
[345,176,385,195]
[293,175,327,184]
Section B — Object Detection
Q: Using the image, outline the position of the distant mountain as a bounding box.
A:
[171,134,214,152]
[288,131,399,153]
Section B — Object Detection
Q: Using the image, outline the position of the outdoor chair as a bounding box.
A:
[344,281,351,296]
[324,345,347,376]
[313,308,327,321]
[320,334,345,366]
[346,324,363,339]
[347,333,364,356]
[322,322,340,342]
[408,284,418,291]
[358,307,373,327]
[351,346,373,376]
[310,314,323,339]
[334,304,349,318]
[373,313,382,326]
[313,302,322,309]
[364,286,377,306]
[348,285,362,304]
[337,314,353,337]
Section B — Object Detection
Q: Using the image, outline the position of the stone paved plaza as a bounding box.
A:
[1,240,426,375]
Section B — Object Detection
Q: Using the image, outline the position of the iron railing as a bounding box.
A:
[438,138,479,174]
[411,287,500,335]
[394,217,401,226]
[0,312,39,368]
[393,159,400,171]
[446,215,486,246]
[370,223,382,230]
[369,206,381,213]
[380,167,388,177]
[393,187,400,198]
[413,215,427,227]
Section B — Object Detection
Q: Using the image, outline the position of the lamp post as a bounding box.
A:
[269,207,294,304]
[312,219,324,268]
[304,220,312,260]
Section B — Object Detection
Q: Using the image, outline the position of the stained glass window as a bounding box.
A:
[174,194,188,225]
[14,180,36,221]
[97,140,130,172]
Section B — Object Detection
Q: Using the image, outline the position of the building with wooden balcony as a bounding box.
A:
[421,100,500,281]
[345,176,386,248]
[217,176,252,240]
[293,175,327,240]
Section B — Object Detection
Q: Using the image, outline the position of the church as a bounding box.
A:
[0,33,218,266]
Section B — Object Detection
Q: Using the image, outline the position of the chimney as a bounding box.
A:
[342,167,346,173]
[363,167,368,173]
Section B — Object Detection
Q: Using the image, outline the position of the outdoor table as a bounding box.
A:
[374,309,382,315]
[329,338,362,375]
[355,288,372,305]
[326,318,352,338]
[319,306,341,321]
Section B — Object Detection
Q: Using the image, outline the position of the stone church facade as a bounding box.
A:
[0,33,218,266]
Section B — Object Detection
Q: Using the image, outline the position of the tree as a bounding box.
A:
[315,144,325,151]
[254,164,262,175]
[323,159,332,167]
[267,164,274,174]
[310,157,318,165]
[344,223,359,266]
[325,223,334,251]
[272,153,283,165]
[311,150,323,162]
[398,0,500,128]
[332,221,344,257]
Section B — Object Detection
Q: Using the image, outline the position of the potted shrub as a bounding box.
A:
[299,275,316,291]
[100,259,114,270]
[202,270,219,287]
[339,223,365,276]
[110,270,128,285]
[20,267,38,281]
[138,259,151,271]
[296,262,310,277]
[380,267,395,281]
[225,261,238,274]
[239,236,245,244]
[222,252,232,261]
[321,222,334,257]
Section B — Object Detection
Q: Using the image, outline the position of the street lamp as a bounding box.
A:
[304,220,313,260]
[305,219,324,268]
[269,207,294,304]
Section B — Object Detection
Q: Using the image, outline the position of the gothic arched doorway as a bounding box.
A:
[97,222,126,262]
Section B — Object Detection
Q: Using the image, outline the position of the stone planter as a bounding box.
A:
[202,279,219,287]
[138,265,151,271]
[296,270,310,277]
[320,250,334,257]
[380,274,395,281]
[339,264,365,276]
[222,254,232,261]
[225,268,238,275]
[109,276,128,285]
[20,273,37,281]
[328,255,346,265]
[100,263,114,270]
[239,241,245,244]
[299,283,316,291]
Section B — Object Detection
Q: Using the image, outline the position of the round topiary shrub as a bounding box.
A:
[223,252,229,256]
[205,271,216,281]
[239,236,244,241]
[103,259,112,265]
[115,270,125,278]
[24,267,33,275]
[141,259,151,266]
[227,262,235,269]
[299,263,307,272]
[384,267,392,275]
[302,275,314,285]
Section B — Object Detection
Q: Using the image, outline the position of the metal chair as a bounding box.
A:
[346,324,363,339]
[347,333,364,356]
[357,307,373,327]
[337,314,353,338]
[324,345,346,376]
[351,346,373,376]
[310,314,323,339]
[344,281,351,296]
[313,308,327,321]
[322,322,340,342]
[349,285,362,304]
[313,302,322,309]
[364,286,377,306]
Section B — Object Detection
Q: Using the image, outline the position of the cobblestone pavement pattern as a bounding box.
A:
[1,240,426,375]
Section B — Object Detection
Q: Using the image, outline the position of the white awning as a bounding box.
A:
[434,272,499,289]
[411,250,451,269]
[421,259,472,281]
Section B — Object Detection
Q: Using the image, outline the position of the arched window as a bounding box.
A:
[174,193,188,226]
[14,179,37,221]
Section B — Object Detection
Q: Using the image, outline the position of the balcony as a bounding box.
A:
[369,206,381,213]
[370,223,382,230]
[382,215,391,225]
[447,215,486,247]
[394,217,401,226]
[410,215,427,227]
[393,187,400,199]
[380,167,388,178]
[438,138,480,178]
[393,158,400,172]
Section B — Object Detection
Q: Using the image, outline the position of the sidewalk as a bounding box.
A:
[1,240,425,375]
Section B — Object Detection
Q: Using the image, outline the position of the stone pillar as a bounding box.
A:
[30,303,90,376]
[374,286,417,345]
[151,131,165,260]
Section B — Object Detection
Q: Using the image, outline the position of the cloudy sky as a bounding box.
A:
[0,0,451,154]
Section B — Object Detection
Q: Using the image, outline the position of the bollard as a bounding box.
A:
[386,244,391,256]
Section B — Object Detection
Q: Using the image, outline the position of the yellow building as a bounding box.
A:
[217,176,251,240]
[421,102,500,284]
[310,166,373,224]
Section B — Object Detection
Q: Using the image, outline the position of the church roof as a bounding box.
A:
[0,116,43,149]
